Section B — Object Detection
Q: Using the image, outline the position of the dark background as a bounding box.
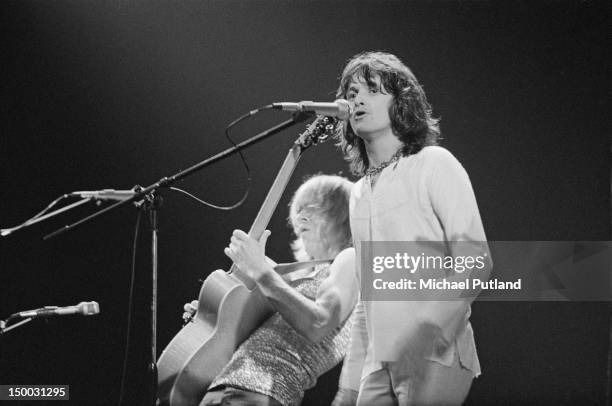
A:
[1,1,609,405]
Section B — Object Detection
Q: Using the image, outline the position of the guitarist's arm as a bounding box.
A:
[225,230,359,343]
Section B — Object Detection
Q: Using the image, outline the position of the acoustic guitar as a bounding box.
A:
[156,116,338,406]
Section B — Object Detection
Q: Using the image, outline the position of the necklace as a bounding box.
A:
[365,148,404,178]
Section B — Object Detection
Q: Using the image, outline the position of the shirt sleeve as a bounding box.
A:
[426,147,487,243]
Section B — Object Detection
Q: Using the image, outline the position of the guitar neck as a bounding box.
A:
[229,144,303,285]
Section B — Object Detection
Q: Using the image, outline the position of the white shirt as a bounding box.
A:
[343,146,489,386]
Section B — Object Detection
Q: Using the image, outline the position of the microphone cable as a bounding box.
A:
[168,105,273,211]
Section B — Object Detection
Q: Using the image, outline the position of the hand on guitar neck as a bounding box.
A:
[224,229,275,283]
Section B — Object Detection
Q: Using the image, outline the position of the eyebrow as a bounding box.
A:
[348,73,380,86]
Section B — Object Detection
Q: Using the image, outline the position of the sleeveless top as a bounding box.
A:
[209,264,353,406]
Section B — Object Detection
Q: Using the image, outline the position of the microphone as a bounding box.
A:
[272,99,353,120]
[71,189,136,201]
[16,301,100,319]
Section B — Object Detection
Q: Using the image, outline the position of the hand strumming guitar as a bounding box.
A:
[182,300,198,324]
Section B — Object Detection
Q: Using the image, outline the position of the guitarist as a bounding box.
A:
[186,174,359,406]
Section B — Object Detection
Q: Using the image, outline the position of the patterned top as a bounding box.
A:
[210,264,352,406]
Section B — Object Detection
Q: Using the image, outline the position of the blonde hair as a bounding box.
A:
[288,174,353,260]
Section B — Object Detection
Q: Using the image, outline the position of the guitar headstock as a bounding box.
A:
[296,115,338,148]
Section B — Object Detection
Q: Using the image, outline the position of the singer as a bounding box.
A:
[331,52,491,406]
[186,175,358,406]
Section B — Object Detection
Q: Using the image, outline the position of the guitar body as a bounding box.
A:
[157,269,273,406]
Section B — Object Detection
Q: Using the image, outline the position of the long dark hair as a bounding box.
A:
[335,51,441,176]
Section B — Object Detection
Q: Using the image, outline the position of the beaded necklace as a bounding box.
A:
[364,148,404,178]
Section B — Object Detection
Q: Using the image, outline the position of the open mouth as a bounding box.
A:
[354,111,367,119]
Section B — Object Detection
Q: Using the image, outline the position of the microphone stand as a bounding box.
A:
[1,197,94,237]
[0,317,33,336]
[42,110,315,405]
[146,191,162,405]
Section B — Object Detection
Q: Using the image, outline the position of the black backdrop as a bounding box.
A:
[1,1,609,405]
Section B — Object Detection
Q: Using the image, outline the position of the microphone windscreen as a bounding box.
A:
[79,301,100,315]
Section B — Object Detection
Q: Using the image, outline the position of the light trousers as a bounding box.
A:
[356,353,473,406]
